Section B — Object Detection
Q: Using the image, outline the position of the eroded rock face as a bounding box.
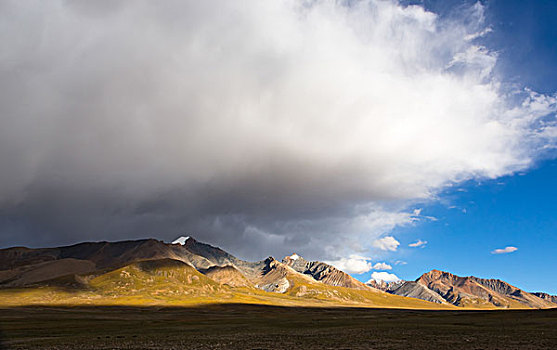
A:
[282,254,309,272]
[532,292,557,304]
[366,270,557,308]
[387,281,447,304]
[252,257,313,294]
[282,254,371,290]
[415,270,555,308]
[257,277,290,293]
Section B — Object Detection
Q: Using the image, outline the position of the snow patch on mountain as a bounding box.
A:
[172,236,190,245]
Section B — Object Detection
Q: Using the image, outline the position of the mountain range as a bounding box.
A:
[0,236,555,309]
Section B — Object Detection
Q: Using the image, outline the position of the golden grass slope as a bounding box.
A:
[199,265,252,288]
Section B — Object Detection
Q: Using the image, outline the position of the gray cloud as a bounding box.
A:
[0,0,555,261]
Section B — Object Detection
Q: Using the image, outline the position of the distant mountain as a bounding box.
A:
[0,238,555,310]
[366,279,402,292]
[0,239,174,287]
[417,270,556,308]
[376,270,556,309]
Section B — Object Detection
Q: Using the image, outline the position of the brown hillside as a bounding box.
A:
[417,270,554,308]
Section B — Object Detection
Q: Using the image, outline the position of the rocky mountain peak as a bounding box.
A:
[282,253,308,263]
[284,253,301,260]
[418,269,455,282]
[264,256,277,264]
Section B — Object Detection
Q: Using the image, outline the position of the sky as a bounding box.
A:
[0,1,555,293]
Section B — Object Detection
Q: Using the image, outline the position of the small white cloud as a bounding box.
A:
[464,27,493,41]
[325,255,372,274]
[491,246,518,254]
[394,260,407,265]
[367,272,401,283]
[372,262,392,270]
[372,236,400,251]
[410,208,436,221]
[408,239,428,248]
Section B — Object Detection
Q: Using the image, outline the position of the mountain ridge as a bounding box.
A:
[367,269,556,309]
[0,237,555,310]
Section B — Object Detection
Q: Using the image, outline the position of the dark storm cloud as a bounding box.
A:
[0,0,555,261]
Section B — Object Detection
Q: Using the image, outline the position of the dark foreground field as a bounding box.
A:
[1,304,556,350]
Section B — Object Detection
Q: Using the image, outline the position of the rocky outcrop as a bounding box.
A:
[282,254,370,290]
[387,281,448,304]
[532,292,557,304]
[254,257,310,293]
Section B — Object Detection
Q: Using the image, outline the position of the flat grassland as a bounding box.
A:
[0,304,556,350]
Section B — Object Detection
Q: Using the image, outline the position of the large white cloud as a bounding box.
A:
[368,271,401,283]
[0,1,555,259]
[325,255,372,274]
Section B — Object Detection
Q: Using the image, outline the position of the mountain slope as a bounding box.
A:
[0,239,175,272]
[90,258,222,295]
[199,265,252,288]
[0,258,96,287]
[532,292,557,304]
[0,257,453,310]
[176,237,263,281]
[0,239,554,310]
[0,237,256,288]
[282,254,370,290]
[416,270,555,308]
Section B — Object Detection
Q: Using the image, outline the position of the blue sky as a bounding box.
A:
[355,161,557,294]
[354,0,557,294]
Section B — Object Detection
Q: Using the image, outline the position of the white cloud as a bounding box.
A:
[464,27,493,41]
[491,246,518,254]
[409,239,428,248]
[0,0,555,257]
[368,272,401,283]
[372,262,392,270]
[325,255,372,274]
[372,236,400,252]
[394,260,407,266]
